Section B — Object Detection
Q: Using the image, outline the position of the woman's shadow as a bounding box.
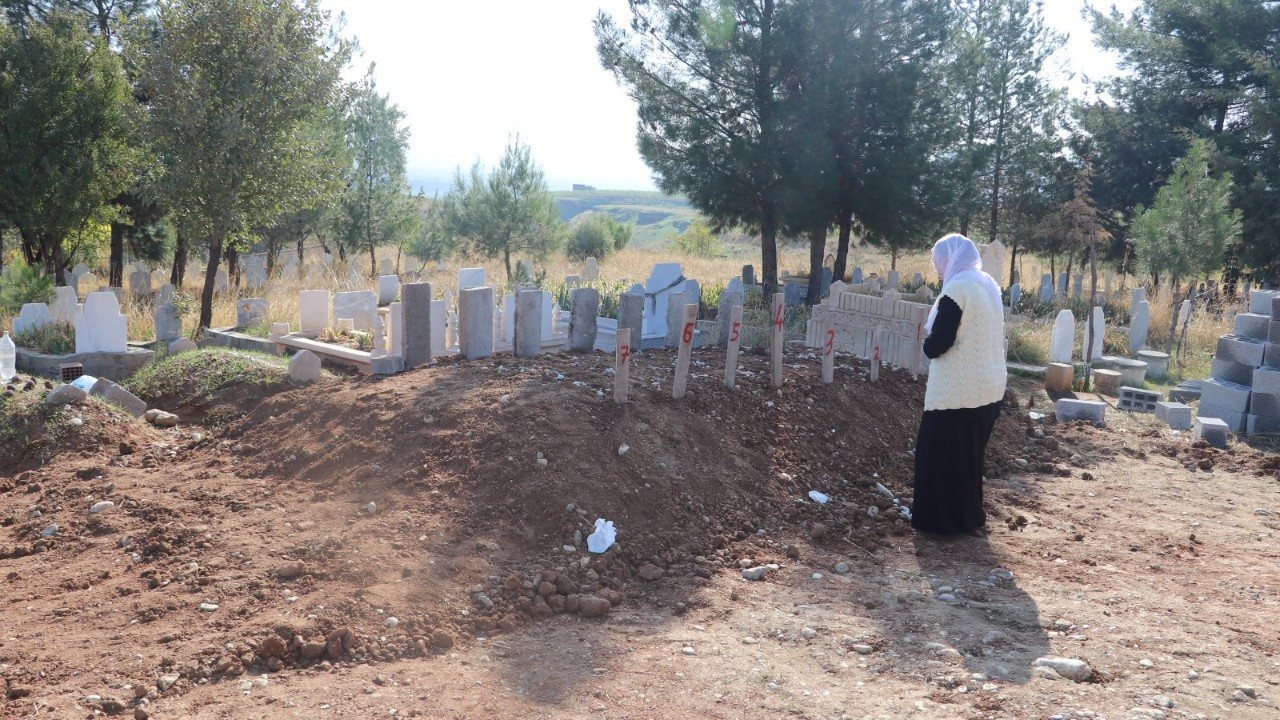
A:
[901,532,1049,684]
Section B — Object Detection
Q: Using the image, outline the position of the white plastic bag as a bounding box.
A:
[586,518,616,554]
[808,490,829,504]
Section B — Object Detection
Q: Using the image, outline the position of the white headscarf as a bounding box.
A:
[925,233,1003,332]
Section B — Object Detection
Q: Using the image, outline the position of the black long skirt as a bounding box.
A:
[911,401,1001,534]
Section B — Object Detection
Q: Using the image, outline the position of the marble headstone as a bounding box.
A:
[75,292,128,353]
[457,267,485,290]
[1129,300,1150,353]
[299,290,329,334]
[332,291,377,330]
[1049,309,1075,364]
[13,303,52,335]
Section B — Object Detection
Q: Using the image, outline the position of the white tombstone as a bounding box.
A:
[1039,274,1054,304]
[886,270,899,291]
[430,299,447,356]
[74,292,128,353]
[50,286,79,323]
[299,290,329,335]
[1177,299,1192,327]
[129,269,152,300]
[502,293,515,342]
[378,254,394,275]
[242,256,267,289]
[1129,300,1150,353]
[642,262,685,338]
[979,240,1006,286]
[1083,305,1105,361]
[13,303,53,335]
[377,275,399,305]
[332,291,377,330]
[541,291,556,341]
[457,267,485,290]
[583,257,599,281]
[1104,269,1113,296]
[727,276,744,293]
[1049,309,1075,364]
[388,302,404,358]
[825,280,848,307]
[154,298,182,343]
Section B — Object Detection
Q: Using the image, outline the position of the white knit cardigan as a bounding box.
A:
[923,276,1008,411]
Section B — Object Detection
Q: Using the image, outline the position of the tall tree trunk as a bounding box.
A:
[226,245,239,289]
[369,243,377,280]
[1166,277,1180,354]
[503,248,512,282]
[109,222,125,288]
[806,226,825,305]
[1008,243,1018,287]
[760,211,778,295]
[199,235,223,330]
[1085,237,1098,388]
[170,231,187,290]
[833,209,853,282]
[0,230,5,279]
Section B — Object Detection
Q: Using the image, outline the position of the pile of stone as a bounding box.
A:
[1197,290,1280,433]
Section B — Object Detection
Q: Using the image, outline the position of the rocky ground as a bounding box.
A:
[0,346,1277,720]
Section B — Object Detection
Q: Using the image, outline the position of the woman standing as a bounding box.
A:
[912,234,1007,536]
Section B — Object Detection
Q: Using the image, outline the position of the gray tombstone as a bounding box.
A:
[400,282,433,368]
[1057,272,1068,296]
[154,300,182,343]
[1009,283,1021,307]
[820,267,833,299]
[458,287,494,360]
[332,290,377,330]
[1132,287,1147,307]
[1129,300,1150,353]
[235,298,268,329]
[851,267,863,284]
[742,265,755,286]
[912,272,923,288]
[1072,274,1083,299]
[718,289,744,347]
[129,269,151,300]
[514,289,542,357]
[569,288,599,353]
[1039,274,1054,303]
[583,257,600,282]
[619,286,645,350]
[886,270,899,291]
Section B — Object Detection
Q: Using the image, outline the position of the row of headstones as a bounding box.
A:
[1031,269,1123,305]
[13,290,130,354]
[1198,289,1280,434]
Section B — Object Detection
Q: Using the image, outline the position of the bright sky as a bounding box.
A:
[318,0,1141,193]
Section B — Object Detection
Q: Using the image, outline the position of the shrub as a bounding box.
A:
[0,262,55,315]
[566,213,631,261]
[670,221,720,258]
[14,321,75,354]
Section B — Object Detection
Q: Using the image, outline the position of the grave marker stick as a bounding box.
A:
[672,303,698,399]
[870,324,882,382]
[821,312,835,385]
[771,292,784,389]
[723,304,743,388]
[614,328,631,404]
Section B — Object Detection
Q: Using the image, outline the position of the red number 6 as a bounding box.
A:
[682,322,694,344]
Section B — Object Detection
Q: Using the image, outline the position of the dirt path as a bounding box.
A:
[2,349,1277,719]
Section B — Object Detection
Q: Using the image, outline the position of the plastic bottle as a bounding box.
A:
[0,331,15,382]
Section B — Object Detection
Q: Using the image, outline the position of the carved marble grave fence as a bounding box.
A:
[804,290,930,378]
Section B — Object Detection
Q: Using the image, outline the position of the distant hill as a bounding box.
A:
[553,189,698,248]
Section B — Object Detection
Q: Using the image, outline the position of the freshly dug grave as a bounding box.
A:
[4,345,1266,718]
[124,348,294,426]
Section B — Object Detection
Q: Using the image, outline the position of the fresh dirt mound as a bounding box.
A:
[0,346,1136,713]
[0,375,152,474]
[124,348,293,426]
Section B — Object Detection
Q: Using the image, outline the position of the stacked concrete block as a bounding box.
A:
[1199,291,1280,435]
[1155,401,1193,430]
[1117,386,1161,413]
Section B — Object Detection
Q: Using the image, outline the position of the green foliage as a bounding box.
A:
[1132,139,1241,286]
[331,65,418,272]
[0,262,55,315]
[407,193,455,266]
[1005,323,1047,365]
[0,11,136,278]
[13,321,74,355]
[435,137,564,281]
[130,0,349,328]
[124,347,289,404]
[566,213,631,260]
[670,221,721,258]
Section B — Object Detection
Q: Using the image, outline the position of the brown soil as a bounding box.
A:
[1,347,1278,719]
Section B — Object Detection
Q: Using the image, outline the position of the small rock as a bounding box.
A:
[852,644,873,655]
[937,593,957,602]
[874,482,894,499]
[89,500,115,514]
[157,674,179,691]
[385,617,399,628]
[366,502,377,514]
[637,564,664,581]
[1033,656,1092,682]
[273,560,307,579]
[617,444,629,456]
[45,384,87,406]
[288,350,322,383]
[1015,458,1029,468]
[834,562,849,574]
[578,596,611,618]
[198,602,219,612]
[801,627,817,639]
[41,524,58,538]
[809,522,827,539]
[741,566,770,581]
[152,411,179,427]
[682,646,695,655]
[1237,685,1257,699]
[1139,658,1154,669]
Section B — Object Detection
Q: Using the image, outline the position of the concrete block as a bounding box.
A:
[1269,321,1280,344]
[1056,398,1106,426]
[1154,401,1192,430]
[1249,289,1280,315]
[1247,413,1280,434]
[1211,358,1255,386]
[568,288,600,353]
[1113,357,1148,386]
[1247,392,1280,418]
[1253,366,1280,396]
[369,355,404,376]
[513,289,542,358]
[1266,342,1280,368]
[1273,295,1280,319]
[1045,362,1073,392]
[1117,385,1161,413]
[1192,416,1230,448]
[1216,335,1266,366]
[458,287,495,360]
[1199,378,1251,414]
[1169,379,1204,403]
[1197,402,1246,432]
[400,282,432,368]
[1234,312,1271,340]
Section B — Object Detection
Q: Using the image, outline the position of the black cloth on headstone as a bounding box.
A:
[922,295,962,359]
[911,401,1001,534]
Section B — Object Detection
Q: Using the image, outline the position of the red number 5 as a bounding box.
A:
[730,321,740,342]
